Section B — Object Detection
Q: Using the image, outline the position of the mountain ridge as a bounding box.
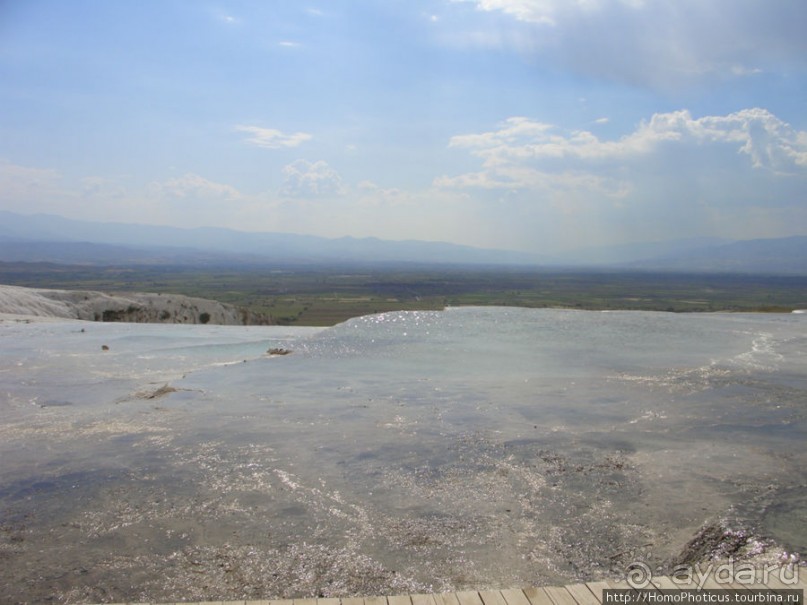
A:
[2,211,806,274]
[0,210,543,266]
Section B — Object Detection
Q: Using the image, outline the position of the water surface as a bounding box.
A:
[1,308,804,602]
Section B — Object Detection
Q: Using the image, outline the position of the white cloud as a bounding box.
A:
[236,125,312,149]
[628,109,807,172]
[441,108,807,188]
[0,163,263,229]
[0,160,62,199]
[280,160,345,198]
[0,160,83,216]
[436,107,807,245]
[455,0,558,26]
[448,116,553,150]
[211,9,241,26]
[356,180,409,207]
[447,0,807,89]
[151,173,242,201]
[80,176,126,200]
[455,0,645,26]
[0,161,151,222]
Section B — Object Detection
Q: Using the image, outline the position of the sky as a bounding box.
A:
[1,0,806,255]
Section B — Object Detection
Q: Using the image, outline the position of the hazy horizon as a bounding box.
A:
[1,1,806,255]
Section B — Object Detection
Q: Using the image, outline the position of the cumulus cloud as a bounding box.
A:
[432,107,807,249]
[440,108,807,192]
[356,180,410,207]
[151,173,242,201]
[447,0,807,88]
[436,106,807,244]
[236,125,312,149]
[280,160,345,198]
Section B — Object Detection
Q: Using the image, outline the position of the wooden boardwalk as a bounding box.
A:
[108,572,805,605]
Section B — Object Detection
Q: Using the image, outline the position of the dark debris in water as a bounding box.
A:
[39,399,74,407]
[267,348,293,356]
[136,384,179,399]
[673,520,752,567]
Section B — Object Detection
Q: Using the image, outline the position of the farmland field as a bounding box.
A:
[2,261,806,325]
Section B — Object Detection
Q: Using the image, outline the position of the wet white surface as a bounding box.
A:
[1,309,805,602]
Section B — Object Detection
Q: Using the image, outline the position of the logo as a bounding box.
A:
[626,558,802,590]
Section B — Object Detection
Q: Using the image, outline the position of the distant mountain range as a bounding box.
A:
[1,210,806,274]
[627,236,807,274]
[0,210,543,266]
[563,236,807,274]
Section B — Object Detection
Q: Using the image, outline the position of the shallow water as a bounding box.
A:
[0,308,805,602]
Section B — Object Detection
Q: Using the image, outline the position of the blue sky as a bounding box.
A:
[1,0,806,254]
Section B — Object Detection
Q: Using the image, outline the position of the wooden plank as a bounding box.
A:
[479,591,508,605]
[433,593,461,605]
[731,574,763,589]
[455,591,483,605]
[103,571,807,605]
[699,576,726,590]
[523,586,555,605]
[762,573,805,590]
[650,576,679,590]
[499,588,533,605]
[542,586,579,605]
[564,583,600,605]
[411,594,437,605]
[731,571,766,590]
[584,581,611,603]
[701,573,750,591]
[601,579,631,591]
